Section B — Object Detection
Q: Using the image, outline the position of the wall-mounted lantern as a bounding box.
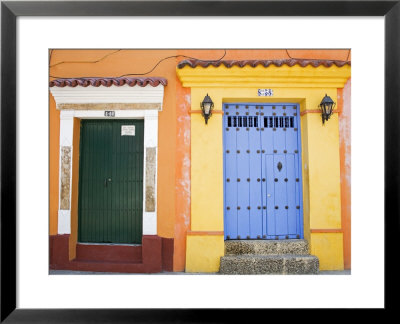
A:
[200,93,214,125]
[319,94,336,125]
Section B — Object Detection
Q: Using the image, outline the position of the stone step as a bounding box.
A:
[76,243,142,263]
[225,239,309,256]
[219,254,319,275]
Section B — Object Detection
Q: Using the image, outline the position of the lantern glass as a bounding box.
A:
[203,102,212,115]
[325,102,333,113]
[324,103,331,115]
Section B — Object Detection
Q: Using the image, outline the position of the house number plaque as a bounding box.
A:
[104,111,115,117]
[258,89,274,97]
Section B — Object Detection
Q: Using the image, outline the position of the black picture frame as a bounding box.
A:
[1,0,398,322]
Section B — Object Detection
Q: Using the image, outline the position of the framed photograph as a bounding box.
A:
[1,0,398,321]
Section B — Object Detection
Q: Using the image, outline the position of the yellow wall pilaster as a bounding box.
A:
[301,90,342,230]
[185,89,225,272]
[301,90,344,270]
[190,89,224,232]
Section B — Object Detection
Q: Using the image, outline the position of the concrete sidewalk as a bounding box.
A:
[49,269,351,275]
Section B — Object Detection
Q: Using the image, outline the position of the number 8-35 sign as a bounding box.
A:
[258,89,274,97]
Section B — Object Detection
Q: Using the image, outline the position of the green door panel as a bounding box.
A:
[78,119,144,244]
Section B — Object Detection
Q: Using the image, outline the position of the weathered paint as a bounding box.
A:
[311,233,344,270]
[59,146,72,210]
[145,147,157,212]
[185,234,224,272]
[173,67,191,271]
[339,78,351,269]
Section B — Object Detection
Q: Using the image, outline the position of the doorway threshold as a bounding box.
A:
[78,242,141,247]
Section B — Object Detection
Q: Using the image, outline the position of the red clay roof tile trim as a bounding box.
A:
[177,59,351,69]
[49,77,168,87]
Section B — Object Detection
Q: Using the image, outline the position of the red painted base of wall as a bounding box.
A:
[50,235,174,273]
[161,237,174,272]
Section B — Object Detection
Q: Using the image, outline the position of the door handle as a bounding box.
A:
[104,178,112,187]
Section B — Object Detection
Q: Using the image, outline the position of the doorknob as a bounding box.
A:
[104,178,112,187]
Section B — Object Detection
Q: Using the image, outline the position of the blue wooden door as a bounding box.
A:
[223,103,303,240]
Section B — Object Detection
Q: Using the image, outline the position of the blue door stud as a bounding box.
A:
[223,103,303,240]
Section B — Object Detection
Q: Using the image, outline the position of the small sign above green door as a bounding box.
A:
[121,125,135,136]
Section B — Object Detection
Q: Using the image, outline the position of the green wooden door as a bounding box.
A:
[78,119,144,244]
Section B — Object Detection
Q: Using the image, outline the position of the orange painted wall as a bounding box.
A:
[49,94,60,235]
[69,118,81,260]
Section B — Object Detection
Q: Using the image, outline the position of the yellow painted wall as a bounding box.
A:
[185,235,224,272]
[311,233,344,270]
[306,112,342,229]
[190,89,224,231]
[178,63,350,272]
[301,89,342,230]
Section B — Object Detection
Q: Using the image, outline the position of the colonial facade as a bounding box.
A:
[49,49,351,273]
